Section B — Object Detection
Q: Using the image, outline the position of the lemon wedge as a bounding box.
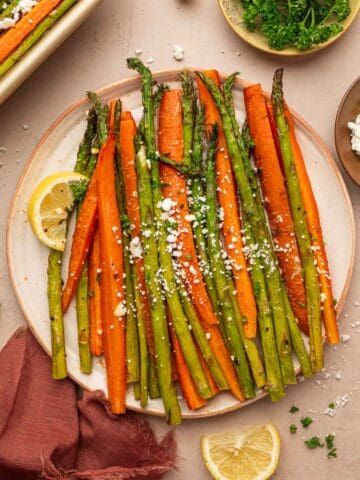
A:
[28,172,88,251]
[201,422,280,480]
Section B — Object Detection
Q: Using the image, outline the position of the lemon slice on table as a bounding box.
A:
[28,172,88,251]
[202,422,280,480]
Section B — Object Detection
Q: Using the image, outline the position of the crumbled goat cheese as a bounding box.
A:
[347,114,360,156]
[173,44,184,61]
[161,197,174,212]
[130,236,143,259]
[135,48,143,56]
[341,334,350,343]
[114,301,126,317]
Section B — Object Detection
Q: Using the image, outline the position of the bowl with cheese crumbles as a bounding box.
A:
[335,75,360,186]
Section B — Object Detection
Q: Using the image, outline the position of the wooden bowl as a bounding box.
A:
[218,0,360,56]
[335,75,360,186]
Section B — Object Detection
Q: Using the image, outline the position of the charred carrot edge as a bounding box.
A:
[61,175,97,313]
[97,132,126,413]
[244,84,308,335]
[158,89,218,327]
[88,228,103,356]
[284,106,339,344]
[0,0,63,63]
[169,321,207,410]
[119,110,156,359]
[196,70,257,338]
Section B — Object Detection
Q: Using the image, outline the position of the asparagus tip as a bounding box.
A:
[271,68,285,114]
[127,57,148,73]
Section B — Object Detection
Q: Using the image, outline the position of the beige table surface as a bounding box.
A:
[1,1,360,478]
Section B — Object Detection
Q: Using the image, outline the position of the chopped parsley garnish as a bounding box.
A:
[304,437,324,449]
[289,405,299,414]
[289,424,297,434]
[71,179,88,205]
[328,402,335,410]
[325,434,335,449]
[121,213,131,232]
[333,298,338,306]
[241,0,351,51]
[301,416,313,428]
[327,448,337,459]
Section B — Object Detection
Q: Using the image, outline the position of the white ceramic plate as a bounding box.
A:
[7,70,356,419]
[0,0,102,104]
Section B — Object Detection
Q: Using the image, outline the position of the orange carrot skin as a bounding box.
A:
[244,84,308,336]
[97,133,126,413]
[109,99,117,131]
[0,0,62,63]
[158,90,218,327]
[197,71,257,338]
[284,107,339,344]
[169,322,207,410]
[88,228,103,356]
[62,175,98,313]
[119,111,156,359]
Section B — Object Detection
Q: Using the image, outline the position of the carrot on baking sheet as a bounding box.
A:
[0,0,63,63]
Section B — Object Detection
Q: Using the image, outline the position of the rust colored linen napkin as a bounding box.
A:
[0,328,176,480]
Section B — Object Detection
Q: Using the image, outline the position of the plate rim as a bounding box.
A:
[334,74,360,186]
[6,69,356,419]
[217,0,360,57]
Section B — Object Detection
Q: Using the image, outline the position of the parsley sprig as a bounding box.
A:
[241,0,351,51]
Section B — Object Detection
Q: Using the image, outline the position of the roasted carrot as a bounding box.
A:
[61,174,98,313]
[284,106,339,344]
[244,84,308,335]
[196,70,257,338]
[158,89,218,327]
[0,0,63,63]
[88,228,102,356]
[97,132,126,413]
[119,110,155,359]
[169,321,207,410]
[108,99,117,131]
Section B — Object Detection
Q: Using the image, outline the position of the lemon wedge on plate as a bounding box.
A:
[28,172,88,251]
[202,422,280,480]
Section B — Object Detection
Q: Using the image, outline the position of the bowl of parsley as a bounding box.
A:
[218,0,360,55]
